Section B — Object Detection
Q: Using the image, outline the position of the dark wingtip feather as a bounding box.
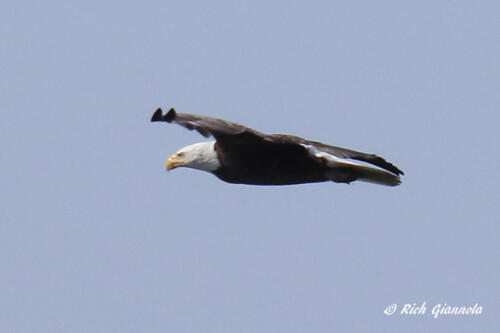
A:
[388,164,404,176]
[151,108,164,122]
[165,108,177,123]
[391,163,405,176]
[151,107,177,123]
[368,154,404,176]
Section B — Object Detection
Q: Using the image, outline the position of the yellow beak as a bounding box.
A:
[166,154,184,171]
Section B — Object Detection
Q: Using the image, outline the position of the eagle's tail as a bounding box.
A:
[302,144,402,187]
[349,164,401,186]
[326,163,401,186]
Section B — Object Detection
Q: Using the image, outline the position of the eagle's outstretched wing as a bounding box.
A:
[151,108,263,139]
[266,134,404,176]
[307,140,404,176]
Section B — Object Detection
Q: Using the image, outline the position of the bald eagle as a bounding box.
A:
[151,108,404,186]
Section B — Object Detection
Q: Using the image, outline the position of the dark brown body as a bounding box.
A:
[213,139,328,185]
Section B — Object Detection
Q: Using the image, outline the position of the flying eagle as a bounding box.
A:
[151,108,404,186]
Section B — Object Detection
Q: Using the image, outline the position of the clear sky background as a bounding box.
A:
[2,1,499,332]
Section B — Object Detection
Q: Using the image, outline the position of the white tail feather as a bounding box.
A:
[348,164,401,186]
[302,144,401,186]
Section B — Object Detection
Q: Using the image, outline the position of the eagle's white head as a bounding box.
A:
[166,141,220,172]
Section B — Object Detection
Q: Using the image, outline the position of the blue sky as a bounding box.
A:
[2,1,499,332]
